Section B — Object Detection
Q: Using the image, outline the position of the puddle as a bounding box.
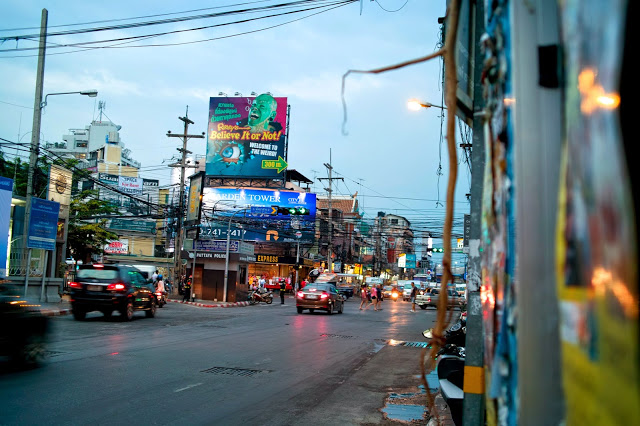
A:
[382,403,427,422]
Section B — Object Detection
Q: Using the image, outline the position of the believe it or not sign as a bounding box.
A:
[28,198,60,250]
[104,239,129,254]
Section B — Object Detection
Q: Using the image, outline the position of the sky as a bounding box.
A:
[0,0,471,261]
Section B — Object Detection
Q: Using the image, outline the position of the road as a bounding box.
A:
[0,295,446,425]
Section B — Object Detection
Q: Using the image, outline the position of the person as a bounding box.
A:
[183,276,192,302]
[410,282,417,312]
[300,279,307,290]
[370,285,379,311]
[377,284,384,307]
[359,284,368,310]
[152,270,159,284]
[279,279,286,305]
[156,274,165,294]
[243,93,279,133]
[259,276,266,288]
[165,278,172,295]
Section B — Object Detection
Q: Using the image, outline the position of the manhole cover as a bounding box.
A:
[201,367,269,377]
[320,334,354,339]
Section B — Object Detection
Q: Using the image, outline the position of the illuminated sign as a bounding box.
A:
[201,187,315,243]
[205,94,288,178]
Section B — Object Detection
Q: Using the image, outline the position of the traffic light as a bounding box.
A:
[433,247,444,253]
[272,206,310,216]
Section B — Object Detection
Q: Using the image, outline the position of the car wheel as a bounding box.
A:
[297,307,303,314]
[121,301,134,321]
[420,305,427,310]
[13,333,47,368]
[146,300,156,318]
[73,309,86,321]
[327,303,333,315]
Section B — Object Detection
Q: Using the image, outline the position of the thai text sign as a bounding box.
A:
[108,218,156,233]
[206,94,288,178]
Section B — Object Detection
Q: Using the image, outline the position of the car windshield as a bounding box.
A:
[383,286,393,291]
[77,268,119,280]
[431,289,440,295]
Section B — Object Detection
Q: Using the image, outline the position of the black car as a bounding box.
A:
[69,264,157,321]
[0,282,49,367]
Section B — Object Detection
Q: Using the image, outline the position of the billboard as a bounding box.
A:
[48,164,72,206]
[97,173,159,216]
[206,94,288,178]
[28,198,60,250]
[200,187,315,243]
[186,172,204,223]
[0,177,12,277]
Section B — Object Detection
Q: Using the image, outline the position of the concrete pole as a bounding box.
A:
[22,9,47,280]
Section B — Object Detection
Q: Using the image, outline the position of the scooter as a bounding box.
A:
[248,288,273,305]
[155,290,167,308]
[391,289,399,302]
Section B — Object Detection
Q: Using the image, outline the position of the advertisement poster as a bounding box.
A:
[104,239,129,255]
[48,164,72,206]
[556,0,638,424]
[28,198,60,251]
[206,94,288,178]
[0,177,13,277]
[201,187,315,243]
[186,173,204,223]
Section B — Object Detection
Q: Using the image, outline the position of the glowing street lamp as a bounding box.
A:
[407,99,447,111]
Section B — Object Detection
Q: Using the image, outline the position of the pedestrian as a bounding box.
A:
[410,282,417,312]
[280,279,286,305]
[370,285,379,311]
[183,276,192,302]
[259,276,266,288]
[359,284,368,310]
[152,270,158,284]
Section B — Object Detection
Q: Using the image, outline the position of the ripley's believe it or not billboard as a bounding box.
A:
[206,94,288,178]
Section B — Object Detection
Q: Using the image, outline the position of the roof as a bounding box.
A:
[286,169,313,184]
[317,193,359,215]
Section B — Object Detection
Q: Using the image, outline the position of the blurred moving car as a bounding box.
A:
[382,285,394,299]
[415,288,462,310]
[296,282,344,314]
[0,282,49,367]
[69,264,157,321]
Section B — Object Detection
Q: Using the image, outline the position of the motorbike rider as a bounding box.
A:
[156,274,165,295]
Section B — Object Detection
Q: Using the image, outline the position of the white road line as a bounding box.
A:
[174,383,203,393]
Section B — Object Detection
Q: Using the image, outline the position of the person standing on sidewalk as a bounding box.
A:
[183,276,192,302]
[280,279,286,304]
[409,282,417,312]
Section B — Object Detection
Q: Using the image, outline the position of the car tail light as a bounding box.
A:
[320,292,329,300]
[107,282,126,291]
[427,297,431,302]
[297,291,304,298]
[93,264,104,268]
[69,282,81,288]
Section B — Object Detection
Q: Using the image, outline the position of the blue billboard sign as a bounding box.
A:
[28,198,60,250]
[201,188,316,243]
[0,176,13,277]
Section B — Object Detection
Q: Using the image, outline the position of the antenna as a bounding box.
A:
[98,101,106,122]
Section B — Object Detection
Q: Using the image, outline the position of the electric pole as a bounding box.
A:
[318,149,342,272]
[166,107,204,287]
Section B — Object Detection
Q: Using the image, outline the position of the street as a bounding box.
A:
[0,296,445,425]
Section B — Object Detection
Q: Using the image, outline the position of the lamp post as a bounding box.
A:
[22,87,97,294]
[223,207,248,302]
[407,99,447,110]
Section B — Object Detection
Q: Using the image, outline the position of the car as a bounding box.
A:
[415,288,462,310]
[69,264,157,321]
[382,285,395,299]
[0,281,50,367]
[296,283,344,314]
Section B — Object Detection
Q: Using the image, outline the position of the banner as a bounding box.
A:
[28,198,60,250]
[0,177,13,277]
[118,176,143,194]
[48,164,72,206]
[186,172,204,223]
[206,94,288,178]
[104,239,129,254]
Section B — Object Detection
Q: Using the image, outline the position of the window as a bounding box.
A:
[391,219,398,225]
[76,141,88,148]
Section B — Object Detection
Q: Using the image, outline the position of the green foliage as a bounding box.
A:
[67,190,119,262]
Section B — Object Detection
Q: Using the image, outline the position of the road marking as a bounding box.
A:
[174,383,203,393]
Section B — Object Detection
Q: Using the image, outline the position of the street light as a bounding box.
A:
[22,88,97,295]
[223,207,249,302]
[407,99,447,111]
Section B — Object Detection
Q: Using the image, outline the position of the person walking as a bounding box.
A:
[280,279,286,305]
[359,284,368,310]
[409,282,417,312]
[370,285,379,311]
[183,276,192,302]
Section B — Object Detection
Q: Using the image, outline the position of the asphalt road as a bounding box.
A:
[0,296,446,425]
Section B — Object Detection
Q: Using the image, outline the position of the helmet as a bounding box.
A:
[158,274,163,279]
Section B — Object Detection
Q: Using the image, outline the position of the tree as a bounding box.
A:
[67,190,119,263]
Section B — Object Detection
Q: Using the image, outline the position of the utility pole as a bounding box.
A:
[167,107,204,287]
[21,9,47,284]
[318,149,342,272]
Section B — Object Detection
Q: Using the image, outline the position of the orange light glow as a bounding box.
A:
[578,68,620,113]
[591,266,638,318]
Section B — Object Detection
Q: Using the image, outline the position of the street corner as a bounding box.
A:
[168,299,250,308]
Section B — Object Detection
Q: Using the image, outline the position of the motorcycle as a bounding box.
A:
[248,288,273,305]
[423,312,466,426]
[391,289,399,301]
[155,290,167,308]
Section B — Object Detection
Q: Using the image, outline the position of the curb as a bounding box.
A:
[41,307,72,317]
[168,299,250,308]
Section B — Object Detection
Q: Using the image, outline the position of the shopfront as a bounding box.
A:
[249,254,314,290]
